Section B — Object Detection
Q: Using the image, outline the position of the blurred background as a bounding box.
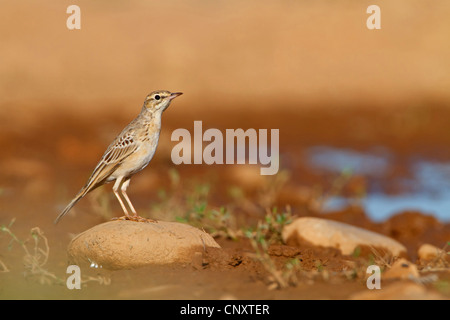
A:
[1,0,449,116]
[1,0,450,226]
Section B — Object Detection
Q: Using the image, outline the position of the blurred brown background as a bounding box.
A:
[1,0,449,125]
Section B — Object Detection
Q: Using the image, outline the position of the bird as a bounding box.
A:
[55,90,183,224]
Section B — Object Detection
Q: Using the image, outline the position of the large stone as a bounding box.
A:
[67,220,221,270]
[282,217,407,256]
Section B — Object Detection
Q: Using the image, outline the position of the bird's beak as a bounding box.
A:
[168,92,183,100]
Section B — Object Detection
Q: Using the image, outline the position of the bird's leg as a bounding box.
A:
[120,178,157,223]
[120,178,137,215]
[112,176,131,219]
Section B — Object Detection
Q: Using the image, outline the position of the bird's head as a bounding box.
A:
[144,90,183,112]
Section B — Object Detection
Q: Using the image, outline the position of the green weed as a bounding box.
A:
[0,220,62,285]
[244,206,300,289]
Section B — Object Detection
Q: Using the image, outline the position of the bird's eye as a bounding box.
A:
[154,95,161,100]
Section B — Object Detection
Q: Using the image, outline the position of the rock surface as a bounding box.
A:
[383,258,419,280]
[417,243,445,261]
[282,217,407,256]
[67,220,221,270]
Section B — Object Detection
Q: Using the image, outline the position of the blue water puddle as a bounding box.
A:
[307,146,391,176]
[413,161,450,195]
[323,195,450,222]
[306,146,450,222]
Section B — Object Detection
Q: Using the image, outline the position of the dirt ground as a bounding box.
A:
[0,103,449,300]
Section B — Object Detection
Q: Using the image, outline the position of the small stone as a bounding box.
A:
[417,244,445,261]
[67,220,221,270]
[282,217,407,256]
[383,258,419,280]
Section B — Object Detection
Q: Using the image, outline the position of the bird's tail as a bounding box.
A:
[54,188,89,224]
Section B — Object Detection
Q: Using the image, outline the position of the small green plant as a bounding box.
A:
[151,169,239,239]
[245,206,293,245]
[282,258,302,287]
[244,223,301,290]
[244,206,300,289]
[352,246,361,258]
[244,225,287,289]
[205,206,240,239]
[177,205,239,240]
[0,219,63,285]
[315,261,324,272]
[0,219,111,287]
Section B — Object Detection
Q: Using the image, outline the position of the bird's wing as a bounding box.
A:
[82,131,139,192]
[54,129,139,224]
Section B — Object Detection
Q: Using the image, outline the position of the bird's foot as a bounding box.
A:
[111,215,158,223]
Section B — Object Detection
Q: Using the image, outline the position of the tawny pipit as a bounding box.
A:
[55,90,182,224]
